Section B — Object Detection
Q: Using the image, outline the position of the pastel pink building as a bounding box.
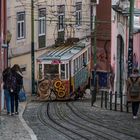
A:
[111,0,140,96]
[0,0,8,111]
[133,0,140,70]
[133,32,140,69]
[111,0,129,93]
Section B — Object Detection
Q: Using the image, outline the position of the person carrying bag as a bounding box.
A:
[19,86,27,102]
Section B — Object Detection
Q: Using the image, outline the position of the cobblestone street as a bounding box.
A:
[1,97,140,140]
[0,102,33,140]
[1,0,140,140]
[22,99,140,140]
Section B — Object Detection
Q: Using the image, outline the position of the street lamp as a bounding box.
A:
[128,0,135,76]
[31,0,35,95]
[91,15,97,106]
[6,30,12,67]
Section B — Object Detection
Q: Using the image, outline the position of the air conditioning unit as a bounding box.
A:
[91,0,99,5]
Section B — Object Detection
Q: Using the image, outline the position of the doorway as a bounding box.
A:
[116,35,124,94]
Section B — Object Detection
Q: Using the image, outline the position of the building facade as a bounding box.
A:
[90,0,111,89]
[133,0,140,72]
[8,0,98,93]
[0,0,8,110]
[111,0,129,95]
[112,0,140,96]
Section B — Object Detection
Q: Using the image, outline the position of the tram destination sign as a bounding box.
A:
[51,59,61,64]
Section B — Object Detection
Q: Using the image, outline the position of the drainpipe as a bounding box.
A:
[0,0,7,113]
[0,0,2,113]
[128,0,135,76]
[91,14,97,106]
[3,0,7,69]
[31,0,35,95]
[0,0,1,49]
[93,15,97,90]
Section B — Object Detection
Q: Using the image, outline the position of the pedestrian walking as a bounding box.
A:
[10,64,23,115]
[2,67,11,115]
[127,68,140,119]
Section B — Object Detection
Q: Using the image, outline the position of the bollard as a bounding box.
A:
[101,91,103,108]
[120,92,123,112]
[91,87,96,106]
[110,91,112,110]
[114,91,117,111]
[105,91,107,109]
[126,101,129,113]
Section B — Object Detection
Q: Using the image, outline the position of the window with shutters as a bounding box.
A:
[75,2,82,26]
[17,12,25,39]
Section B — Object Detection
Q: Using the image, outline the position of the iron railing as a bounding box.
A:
[100,90,131,113]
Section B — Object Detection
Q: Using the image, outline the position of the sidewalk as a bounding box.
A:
[0,101,37,140]
[0,89,138,140]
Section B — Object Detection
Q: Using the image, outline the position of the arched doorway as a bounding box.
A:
[116,35,124,94]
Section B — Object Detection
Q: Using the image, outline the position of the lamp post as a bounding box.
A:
[6,30,12,67]
[128,0,135,76]
[91,15,97,106]
[31,0,35,95]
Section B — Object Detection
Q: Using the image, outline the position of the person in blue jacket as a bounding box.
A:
[2,67,11,115]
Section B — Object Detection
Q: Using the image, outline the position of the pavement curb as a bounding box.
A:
[19,102,37,140]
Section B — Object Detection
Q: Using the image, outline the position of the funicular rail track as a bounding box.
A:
[55,102,120,140]
[68,101,140,140]
[37,102,88,140]
[36,102,140,140]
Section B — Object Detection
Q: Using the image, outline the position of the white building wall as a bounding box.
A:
[111,0,129,98]
[8,0,96,93]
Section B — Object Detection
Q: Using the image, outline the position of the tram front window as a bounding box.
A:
[61,64,65,79]
[44,64,59,79]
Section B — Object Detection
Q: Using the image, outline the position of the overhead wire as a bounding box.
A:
[9,0,111,40]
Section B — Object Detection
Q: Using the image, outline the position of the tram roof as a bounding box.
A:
[37,43,86,62]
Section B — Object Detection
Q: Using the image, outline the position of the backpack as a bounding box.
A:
[7,72,17,93]
[2,68,9,89]
[129,77,140,97]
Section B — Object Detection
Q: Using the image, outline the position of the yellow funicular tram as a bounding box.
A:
[37,42,90,100]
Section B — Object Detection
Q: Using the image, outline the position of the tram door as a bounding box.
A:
[116,35,124,95]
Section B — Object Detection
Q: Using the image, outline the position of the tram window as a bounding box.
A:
[77,57,80,70]
[88,47,90,62]
[75,58,78,72]
[80,55,83,68]
[74,59,76,74]
[39,64,42,79]
[61,64,65,79]
[66,64,68,79]
[44,64,59,78]
[79,56,81,69]
[83,51,87,66]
